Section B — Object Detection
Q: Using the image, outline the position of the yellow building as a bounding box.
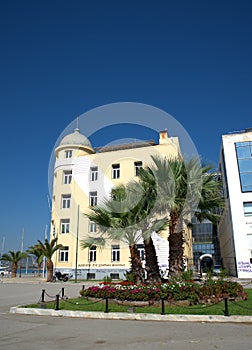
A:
[50,128,193,279]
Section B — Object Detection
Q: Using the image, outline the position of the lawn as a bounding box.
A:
[25,289,252,316]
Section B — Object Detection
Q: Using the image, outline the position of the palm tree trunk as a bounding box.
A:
[12,262,18,278]
[168,210,184,277]
[37,263,42,277]
[46,260,54,282]
[129,244,145,284]
[144,237,161,283]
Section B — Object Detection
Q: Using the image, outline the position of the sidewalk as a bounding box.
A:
[0,276,96,286]
[9,305,252,323]
[1,276,46,284]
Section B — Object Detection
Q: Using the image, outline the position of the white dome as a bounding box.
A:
[59,128,92,148]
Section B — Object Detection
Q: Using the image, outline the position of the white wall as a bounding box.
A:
[219,132,252,278]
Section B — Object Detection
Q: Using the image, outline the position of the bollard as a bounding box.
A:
[41,289,45,303]
[161,298,165,315]
[104,297,109,313]
[61,287,65,298]
[224,297,229,316]
[82,285,85,291]
[55,294,60,311]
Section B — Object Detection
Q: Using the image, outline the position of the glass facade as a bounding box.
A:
[192,218,221,270]
[236,141,252,192]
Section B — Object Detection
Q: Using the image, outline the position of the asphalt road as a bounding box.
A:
[1,279,252,350]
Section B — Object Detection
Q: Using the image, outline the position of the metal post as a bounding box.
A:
[61,287,65,298]
[41,289,45,303]
[161,298,165,315]
[55,294,60,311]
[75,205,80,283]
[19,227,24,278]
[104,297,109,313]
[224,297,229,316]
[82,285,85,291]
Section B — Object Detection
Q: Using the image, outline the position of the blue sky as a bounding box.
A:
[0,0,252,252]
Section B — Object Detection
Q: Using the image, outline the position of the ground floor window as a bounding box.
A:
[87,273,96,279]
[110,273,119,280]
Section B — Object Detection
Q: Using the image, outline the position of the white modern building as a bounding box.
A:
[218,128,252,278]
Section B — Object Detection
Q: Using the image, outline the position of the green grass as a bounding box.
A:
[24,289,252,316]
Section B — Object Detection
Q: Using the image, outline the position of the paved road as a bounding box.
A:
[1,279,252,350]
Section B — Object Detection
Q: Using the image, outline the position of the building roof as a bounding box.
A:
[95,140,156,153]
[59,128,93,148]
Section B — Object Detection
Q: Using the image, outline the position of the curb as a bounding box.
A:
[9,306,252,323]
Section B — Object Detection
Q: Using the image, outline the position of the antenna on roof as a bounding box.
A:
[74,116,80,133]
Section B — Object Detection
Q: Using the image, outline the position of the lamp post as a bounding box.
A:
[75,205,80,283]
[19,228,24,277]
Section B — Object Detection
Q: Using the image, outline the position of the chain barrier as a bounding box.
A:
[113,298,160,308]
[44,290,61,300]
[38,288,250,316]
[62,297,104,306]
[164,298,224,310]
[230,300,252,311]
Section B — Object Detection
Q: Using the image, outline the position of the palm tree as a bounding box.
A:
[26,245,44,277]
[36,238,63,282]
[136,167,168,283]
[0,251,27,277]
[83,183,146,284]
[148,155,224,277]
[83,178,168,283]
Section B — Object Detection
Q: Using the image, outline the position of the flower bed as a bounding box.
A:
[80,279,248,305]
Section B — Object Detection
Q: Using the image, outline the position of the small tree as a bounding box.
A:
[1,251,27,277]
[36,238,63,282]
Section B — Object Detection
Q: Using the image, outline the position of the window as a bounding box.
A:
[134,161,143,176]
[61,219,70,234]
[62,194,71,208]
[89,191,97,206]
[236,142,252,192]
[112,245,120,262]
[112,164,120,179]
[65,150,72,158]
[89,221,97,233]
[87,273,95,279]
[244,202,252,217]
[110,273,119,280]
[137,244,145,261]
[59,246,69,262]
[64,170,72,184]
[89,246,97,262]
[90,166,98,181]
